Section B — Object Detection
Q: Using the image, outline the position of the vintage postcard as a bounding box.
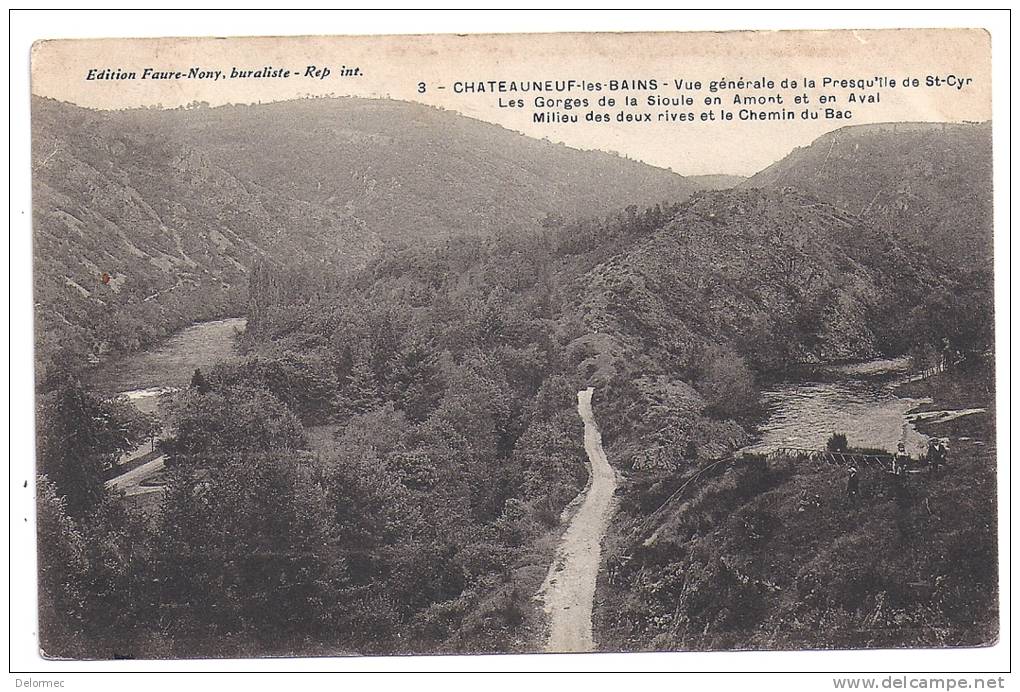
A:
[28,27,997,661]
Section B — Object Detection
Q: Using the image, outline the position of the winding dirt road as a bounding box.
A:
[537,387,619,652]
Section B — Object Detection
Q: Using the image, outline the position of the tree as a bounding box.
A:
[694,344,760,420]
[36,477,88,657]
[342,359,381,417]
[107,399,161,452]
[827,432,849,453]
[148,454,349,653]
[209,355,340,424]
[161,384,304,463]
[385,337,444,422]
[36,379,139,517]
[190,367,211,394]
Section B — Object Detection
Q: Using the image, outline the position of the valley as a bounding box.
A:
[32,98,996,658]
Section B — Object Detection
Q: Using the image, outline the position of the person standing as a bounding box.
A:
[927,438,944,473]
[846,466,860,503]
[894,441,910,475]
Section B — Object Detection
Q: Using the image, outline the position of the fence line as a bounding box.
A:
[637,445,905,535]
[765,447,892,472]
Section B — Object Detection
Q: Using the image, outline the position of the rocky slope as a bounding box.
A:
[32,96,702,368]
[743,122,993,268]
[575,186,947,385]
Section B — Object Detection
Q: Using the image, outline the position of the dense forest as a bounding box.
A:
[38,205,683,657]
[32,95,700,379]
[34,103,996,657]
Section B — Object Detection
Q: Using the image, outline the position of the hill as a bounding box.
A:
[579,187,917,368]
[32,96,702,374]
[35,184,993,657]
[117,97,702,242]
[227,184,978,653]
[34,105,996,656]
[594,357,997,651]
[572,187,980,467]
[742,122,993,268]
[32,97,372,372]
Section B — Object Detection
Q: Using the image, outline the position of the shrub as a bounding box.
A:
[695,344,759,419]
[827,432,849,452]
[734,455,771,499]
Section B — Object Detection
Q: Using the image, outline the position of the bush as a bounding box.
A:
[827,432,849,452]
[695,345,759,419]
[734,456,772,499]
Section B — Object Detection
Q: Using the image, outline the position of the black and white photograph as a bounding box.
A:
[11,12,1009,679]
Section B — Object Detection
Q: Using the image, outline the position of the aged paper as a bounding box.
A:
[28,27,997,662]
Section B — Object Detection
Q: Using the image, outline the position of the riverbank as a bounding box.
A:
[592,357,998,651]
[896,354,995,414]
[96,317,247,511]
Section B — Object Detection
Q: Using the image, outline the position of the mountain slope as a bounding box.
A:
[112,97,702,243]
[571,187,952,472]
[577,187,947,372]
[595,358,997,651]
[742,122,993,267]
[32,96,702,370]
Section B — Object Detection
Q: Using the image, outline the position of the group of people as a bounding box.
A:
[845,437,949,502]
[890,438,949,475]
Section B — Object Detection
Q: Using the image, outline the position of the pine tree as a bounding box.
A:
[37,381,119,518]
[386,338,442,422]
[342,360,381,416]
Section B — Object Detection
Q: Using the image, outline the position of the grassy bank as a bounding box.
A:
[593,357,998,651]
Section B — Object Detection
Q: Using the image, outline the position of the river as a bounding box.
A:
[95,317,247,492]
[91,317,247,414]
[743,356,936,457]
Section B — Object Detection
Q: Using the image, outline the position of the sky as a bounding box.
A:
[31,29,991,177]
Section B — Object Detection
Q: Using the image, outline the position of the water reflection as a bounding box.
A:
[744,357,933,456]
[91,317,247,398]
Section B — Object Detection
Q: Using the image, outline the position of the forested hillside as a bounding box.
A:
[34,108,996,657]
[743,122,993,268]
[32,97,372,377]
[119,97,702,241]
[38,206,683,658]
[582,123,998,651]
[33,96,700,377]
[575,186,996,473]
